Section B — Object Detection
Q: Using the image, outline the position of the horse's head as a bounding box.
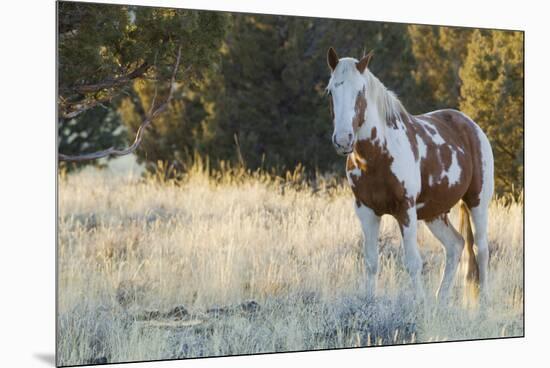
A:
[326,47,373,156]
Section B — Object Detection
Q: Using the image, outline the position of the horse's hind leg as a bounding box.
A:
[425,215,464,303]
[464,126,494,304]
[469,204,490,302]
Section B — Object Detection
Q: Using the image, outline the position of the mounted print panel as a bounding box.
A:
[57,1,524,366]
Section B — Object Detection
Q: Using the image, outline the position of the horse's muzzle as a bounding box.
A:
[332,136,354,156]
[334,145,353,156]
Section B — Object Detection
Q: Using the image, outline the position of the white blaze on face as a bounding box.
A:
[328,58,366,151]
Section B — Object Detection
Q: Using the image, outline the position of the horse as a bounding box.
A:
[325,47,494,304]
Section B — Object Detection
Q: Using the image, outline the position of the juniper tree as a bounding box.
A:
[58,1,227,169]
[459,30,524,195]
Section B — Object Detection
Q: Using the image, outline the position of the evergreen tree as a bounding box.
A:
[202,15,418,173]
[58,1,227,169]
[459,30,524,195]
[118,10,227,172]
[59,3,524,195]
[408,25,472,111]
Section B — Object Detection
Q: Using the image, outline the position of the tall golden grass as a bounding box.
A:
[57,162,523,365]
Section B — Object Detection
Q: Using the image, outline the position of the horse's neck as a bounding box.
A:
[357,98,408,142]
[357,72,411,142]
[357,96,383,141]
[354,100,412,163]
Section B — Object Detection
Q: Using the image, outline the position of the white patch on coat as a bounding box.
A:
[346,169,354,187]
[473,121,495,206]
[346,167,362,187]
[440,149,462,186]
[417,119,445,145]
[384,117,421,198]
[416,135,428,160]
[456,110,495,205]
[350,167,362,179]
[416,202,425,210]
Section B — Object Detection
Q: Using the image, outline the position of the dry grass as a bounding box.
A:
[57,164,523,366]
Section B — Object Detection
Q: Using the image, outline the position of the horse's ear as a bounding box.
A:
[356,50,374,74]
[327,47,339,71]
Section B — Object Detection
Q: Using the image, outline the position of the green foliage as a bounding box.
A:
[58,2,524,194]
[408,25,472,111]
[119,8,227,172]
[57,1,228,169]
[200,15,417,173]
[460,30,524,195]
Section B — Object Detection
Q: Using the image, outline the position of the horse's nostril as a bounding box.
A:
[348,133,353,143]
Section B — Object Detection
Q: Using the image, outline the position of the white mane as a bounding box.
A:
[327,58,406,124]
[363,69,407,123]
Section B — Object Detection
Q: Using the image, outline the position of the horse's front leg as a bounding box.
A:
[355,203,381,299]
[399,207,425,301]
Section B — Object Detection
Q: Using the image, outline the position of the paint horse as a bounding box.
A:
[326,48,494,303]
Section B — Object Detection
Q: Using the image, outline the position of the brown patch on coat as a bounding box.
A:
[371,127,377,140]
[347,142,414,228]
[387,115,399,130]
[348,109,486,227]
[352,87,367,132]
[409,110,484,218]
[439,145,453,171]
[400,113,419,161]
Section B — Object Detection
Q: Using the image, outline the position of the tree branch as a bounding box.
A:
[71,62,150,94]
[59,46,183,162]
[59,62,151,119]
[60,90,121,119]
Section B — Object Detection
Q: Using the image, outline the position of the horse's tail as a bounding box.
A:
[459,201,479,305]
